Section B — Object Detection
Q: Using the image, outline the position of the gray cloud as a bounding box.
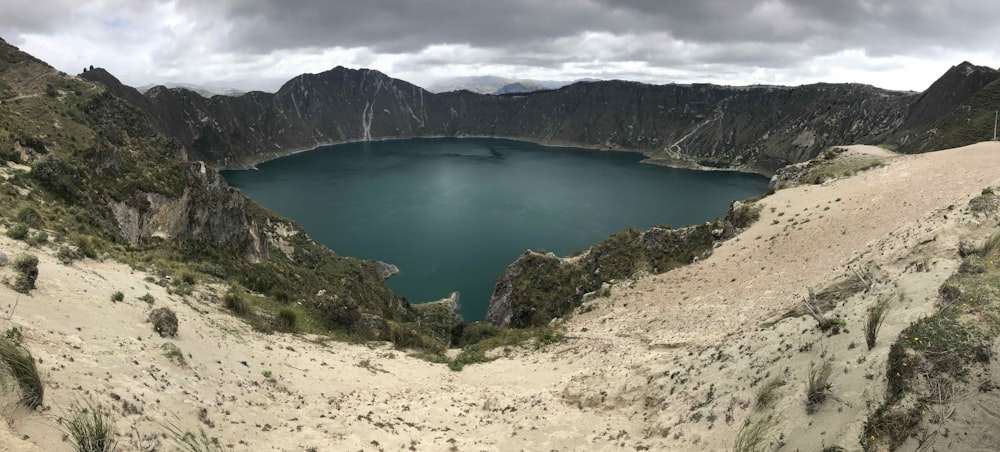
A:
[2,0,999,91]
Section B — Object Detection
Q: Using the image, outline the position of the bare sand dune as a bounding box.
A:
[1,141,999,451]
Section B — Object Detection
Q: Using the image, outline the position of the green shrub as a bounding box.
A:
[194,262,227,279]
[72,234,98,259]
[6,223,29,240]
[10,254,39,293]
[148,307,178,337]
[57,245,84,264]
[111,291,124,302]
[0,337,44,408]
[139,293,155,304]
[27,230,48,246]
[388,321,446,354]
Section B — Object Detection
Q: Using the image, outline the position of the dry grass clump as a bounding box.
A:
[805,361,833,414]
[732,414,778,452]
[0,337,43,408]
[754,377,785,410]
[162,418,222,452]
[864,293,893,350]
[979,230,1000,259]
[60,400,117,452]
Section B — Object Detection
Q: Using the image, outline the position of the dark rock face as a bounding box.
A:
[83,68,921,174]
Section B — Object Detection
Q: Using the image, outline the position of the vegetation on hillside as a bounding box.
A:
[863,226,1000,451]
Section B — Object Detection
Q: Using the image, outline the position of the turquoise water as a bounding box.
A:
[223,138,768,320]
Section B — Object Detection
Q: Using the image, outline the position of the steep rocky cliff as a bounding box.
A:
[83,68,929,174]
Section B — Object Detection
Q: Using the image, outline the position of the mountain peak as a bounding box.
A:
[901,61,1000,129]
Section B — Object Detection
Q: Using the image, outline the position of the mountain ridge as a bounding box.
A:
[79,65,951,174]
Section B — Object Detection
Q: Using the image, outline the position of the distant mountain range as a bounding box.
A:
[69,55,1000,175]
[135,82,246,98]
[426,76,571,94]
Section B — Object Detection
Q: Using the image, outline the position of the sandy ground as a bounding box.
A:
[1,141,1000,451]
[836,144,897,157]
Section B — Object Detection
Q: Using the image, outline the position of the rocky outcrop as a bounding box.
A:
[413,292,462,345]
[368,260,400,279]
[485,199,771,328]
[486,250,579,328]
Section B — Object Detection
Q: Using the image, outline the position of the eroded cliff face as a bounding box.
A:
[83,68,922,174]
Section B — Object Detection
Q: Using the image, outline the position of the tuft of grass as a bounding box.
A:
[275,308,298,332]
[110,291,124,302]
[979,231,1000,259]
[0,337,44,408]
[731,415,778,452]
[754,377,786,410]
[223,289,252,317]
[864,293,893,350]
[139,293,155,304]
[162,418,222,452]
[728,202,762,229]
[968,189,1000,214]
[60,400,117,452]
[806,361,833,414]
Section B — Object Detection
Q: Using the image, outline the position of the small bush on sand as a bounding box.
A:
[0,337,44,408]
[110,291,124,302]
[6,223,29,241]
[148,308,178,338]
[11,253,39,293]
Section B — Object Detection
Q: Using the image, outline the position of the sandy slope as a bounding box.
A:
[1,142,1000,451]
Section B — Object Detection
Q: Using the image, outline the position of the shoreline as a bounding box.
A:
[214,134,774,177]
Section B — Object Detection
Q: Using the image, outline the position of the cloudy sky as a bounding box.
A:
[2,0,999,92]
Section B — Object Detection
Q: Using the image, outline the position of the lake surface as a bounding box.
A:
[223,138,768,320]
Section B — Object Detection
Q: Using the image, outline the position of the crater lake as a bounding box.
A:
[223,138,769,320]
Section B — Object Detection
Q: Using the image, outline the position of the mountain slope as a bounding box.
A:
[0,39,442,351]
